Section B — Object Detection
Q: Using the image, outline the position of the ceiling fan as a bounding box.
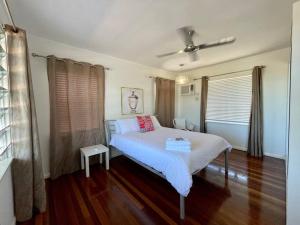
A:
[157,26,236,62]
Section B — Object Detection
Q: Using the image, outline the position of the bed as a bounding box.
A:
[105,117,232,219]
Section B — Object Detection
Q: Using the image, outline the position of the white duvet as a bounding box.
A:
[110,127,232,196]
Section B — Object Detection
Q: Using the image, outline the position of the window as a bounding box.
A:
[0,28,11,161]
[206,74,252,125]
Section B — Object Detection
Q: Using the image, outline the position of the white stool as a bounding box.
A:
[80,144,109,177]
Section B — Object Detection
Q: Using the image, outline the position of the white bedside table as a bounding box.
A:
[80,144,109,177]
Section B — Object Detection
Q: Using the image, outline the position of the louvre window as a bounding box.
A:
[206,74,252,125]
[0,29,12,161]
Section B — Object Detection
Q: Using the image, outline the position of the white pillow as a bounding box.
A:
[116,118,140,134]
[151,116,161,129]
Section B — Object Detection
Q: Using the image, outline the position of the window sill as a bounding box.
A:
[0,157,13,182]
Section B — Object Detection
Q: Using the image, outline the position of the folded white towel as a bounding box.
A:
[165,137,192,152]
[166,137,191,146]
[166,137,190,141]
[166,146,191,150]
[165,146,191,152]
[166,143,191,147]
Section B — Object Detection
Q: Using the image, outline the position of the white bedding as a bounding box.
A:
[110,127,232,196]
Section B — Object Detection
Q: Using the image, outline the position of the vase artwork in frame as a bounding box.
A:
[121,87,144,115]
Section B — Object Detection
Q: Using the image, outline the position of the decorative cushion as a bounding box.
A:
[136,115,154,132]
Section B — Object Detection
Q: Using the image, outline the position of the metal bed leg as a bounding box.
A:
[224,149,229,174]
[180,195,185,220]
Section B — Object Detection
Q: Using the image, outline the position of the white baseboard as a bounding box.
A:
[42,148,122,179]
[41,146,285,180]
[264,152,286,160]
[111,148,122,158]
[232,145,247,151]
[233,147,285,160]
[11,216,16,225]
[44,172,50,179]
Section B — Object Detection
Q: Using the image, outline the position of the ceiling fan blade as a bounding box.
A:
[188,51,198,61]
[197,36,236,50]
[177,26,195,46]
[156,49,184,58]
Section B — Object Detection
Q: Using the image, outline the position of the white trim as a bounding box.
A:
[42,146,286,180]
[11,216,16,225]
[44,172,50,179]
[232,145,247,151]
[264,152,286,160]
[43,148,121,179]
[111,148,122,158]
[233,148,286,160]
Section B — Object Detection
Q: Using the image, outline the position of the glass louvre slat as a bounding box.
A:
[0,29,11,161]
[0,44,5,58]
[0,49,4,57]
[206,75,252,124]
[0,68,7,77]
[0,144,11,161]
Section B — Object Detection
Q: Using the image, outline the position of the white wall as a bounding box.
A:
[176,48,290,158]
[287,1,300,224]
[0,159,15,225]
[27,34,175,177]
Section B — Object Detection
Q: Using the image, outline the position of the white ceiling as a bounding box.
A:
[1,0,295,71]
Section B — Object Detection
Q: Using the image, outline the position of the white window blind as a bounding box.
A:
[0,29,12,161]
[206,74,252,125]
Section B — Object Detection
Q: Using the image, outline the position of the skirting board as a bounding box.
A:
[42,145,285,179]
[111,145,286,160]
[111,148,122,158]
[233,147,286,160]
[43,149,122,179]
[44,172,50,179]
[11,216,16,225]
[232,145,247,151]
[263,152,286,160]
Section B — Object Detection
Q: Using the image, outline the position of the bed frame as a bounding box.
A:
[104,119,229,220]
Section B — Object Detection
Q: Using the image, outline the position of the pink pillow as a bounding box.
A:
[136,115,154,132]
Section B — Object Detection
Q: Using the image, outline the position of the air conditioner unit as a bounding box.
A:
[180,84,194,96]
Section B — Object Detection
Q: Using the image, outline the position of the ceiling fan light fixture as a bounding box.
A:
[176,75,189,85]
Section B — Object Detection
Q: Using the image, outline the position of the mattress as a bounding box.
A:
[110,127,232,196]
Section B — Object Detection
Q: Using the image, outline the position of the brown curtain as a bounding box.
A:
[5,25,46,222]
[47,56,105,179]
[155,77,175,127]
[200,76,208,133]
[248,66,263,157]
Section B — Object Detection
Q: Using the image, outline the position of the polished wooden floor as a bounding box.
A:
[20,150,286,225]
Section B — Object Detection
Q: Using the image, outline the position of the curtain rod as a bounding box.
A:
[32,53,111,70]
[193,65,265,81]
[3,0,17,32]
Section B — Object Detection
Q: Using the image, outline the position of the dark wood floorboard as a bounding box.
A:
[19,149,286,225]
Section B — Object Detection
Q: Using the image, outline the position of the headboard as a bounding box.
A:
[105,120,117,145]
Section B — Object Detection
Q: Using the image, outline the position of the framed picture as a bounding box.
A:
[121,87,144,115]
